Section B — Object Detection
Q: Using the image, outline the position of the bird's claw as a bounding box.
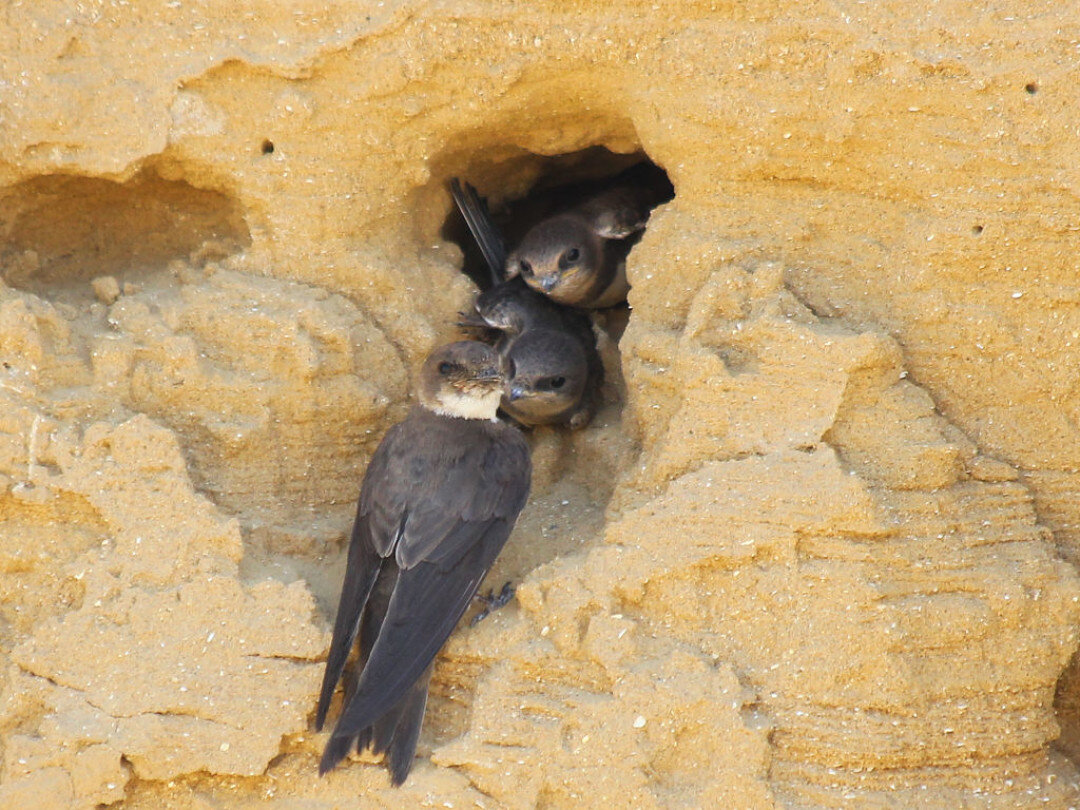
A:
[470,581,515,626]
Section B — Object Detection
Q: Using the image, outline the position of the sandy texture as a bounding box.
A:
[3,2,1080,808]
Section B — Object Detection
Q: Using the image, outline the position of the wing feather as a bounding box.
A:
[325,518,513,753]
[396,427,529,566]
[451,179,507,285]
[315,511,382,730]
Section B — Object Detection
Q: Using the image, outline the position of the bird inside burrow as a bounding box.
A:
[448,156,674,432]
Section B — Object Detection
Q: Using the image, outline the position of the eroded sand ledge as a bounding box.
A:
[2,3,1080,808]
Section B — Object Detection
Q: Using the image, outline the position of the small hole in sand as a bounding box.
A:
[261,140,275,154]
[1025,83,1038,95]
[972,224,984,235]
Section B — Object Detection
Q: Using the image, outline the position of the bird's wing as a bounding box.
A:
[325,519,513,749]
[451,178,507,285]
[578,185,653,239]
[399,434,529,565]
[314,424,406,730]
[324,425,530,754]
[316,516,386,729]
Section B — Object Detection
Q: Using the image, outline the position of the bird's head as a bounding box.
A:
[473,279,532,334]
[505,215,601,305]
[418,341,506,421]
[501,329,588,426]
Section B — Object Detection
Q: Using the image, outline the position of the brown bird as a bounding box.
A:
[459,278,603,429]
[316,340,532,785]
[502,325,594,428]
[504,184,659,308]
[451,180,604,428]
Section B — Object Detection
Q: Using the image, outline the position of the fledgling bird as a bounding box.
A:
[502,326,594,429]
[450,180,604,429]
[504,184,660,309]
[315,340,531,785]
[459,278,604,430]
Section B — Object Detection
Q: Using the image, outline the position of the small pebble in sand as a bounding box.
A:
[91,275,121,304]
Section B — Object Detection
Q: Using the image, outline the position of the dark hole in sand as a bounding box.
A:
[441,147,673,292]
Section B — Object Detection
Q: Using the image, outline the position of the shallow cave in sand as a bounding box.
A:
[0,170,250,301]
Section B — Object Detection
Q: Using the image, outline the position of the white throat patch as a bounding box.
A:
[429,388,502,421]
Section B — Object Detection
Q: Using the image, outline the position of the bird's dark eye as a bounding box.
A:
[564,248,580,263]
[438,361,454,375]
[519,260,533,276]
[549,376,566,389]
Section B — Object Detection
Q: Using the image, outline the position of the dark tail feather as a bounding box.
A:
[355,726,372,755]
[450,178,507,285]
[371,699,408,756]
[321,671,432,785]
[319,732,356,776]
[371,663,431,754]
[387,670,431,786]
[315,515,382,731]
[340,666,369,754]
[340,658,360,705]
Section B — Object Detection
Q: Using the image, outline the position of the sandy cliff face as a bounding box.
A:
[2,2,1080,807]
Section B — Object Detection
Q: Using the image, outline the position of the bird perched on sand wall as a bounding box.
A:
[316,340,531,785]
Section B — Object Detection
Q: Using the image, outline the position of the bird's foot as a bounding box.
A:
[470,581,515,626]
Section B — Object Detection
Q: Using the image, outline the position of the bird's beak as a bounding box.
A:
[474,366,504,385]
[539,275,558,292]
[508,385,527,401]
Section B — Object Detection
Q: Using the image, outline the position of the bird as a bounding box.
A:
[504,183,661,309]
[501,325,596,429]
[315,340,532,785]
[450,179,604,429]
[459,277,604,430]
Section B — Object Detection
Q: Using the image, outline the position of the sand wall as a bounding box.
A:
[2,2,1080,807]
